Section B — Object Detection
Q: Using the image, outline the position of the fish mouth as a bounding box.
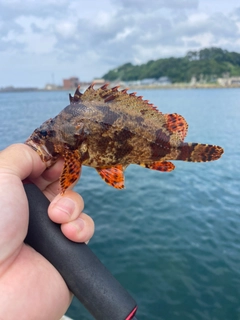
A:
[25,137,54,167]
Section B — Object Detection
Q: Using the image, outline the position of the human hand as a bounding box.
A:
[0,144,94,319]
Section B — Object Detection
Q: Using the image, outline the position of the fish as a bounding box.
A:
[25,83,224,194]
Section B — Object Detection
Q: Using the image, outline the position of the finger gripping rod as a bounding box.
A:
[24,184,138,320]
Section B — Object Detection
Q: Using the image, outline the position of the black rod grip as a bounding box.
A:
[24,183,137,320]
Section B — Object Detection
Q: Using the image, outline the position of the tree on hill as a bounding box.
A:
[103,47,240,83]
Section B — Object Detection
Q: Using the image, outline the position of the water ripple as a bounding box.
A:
[1,89,239,320]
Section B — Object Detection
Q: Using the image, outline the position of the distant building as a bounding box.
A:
[190,76,197,86]
[63,77,80,89]
[45,84,58,90]
[217,77,240,86]
[140,78,156,85]
[93,78,105,85]
[124,80,141,86]
[231,77,240,85]
[123,77,172,87]
[157,76,172,85]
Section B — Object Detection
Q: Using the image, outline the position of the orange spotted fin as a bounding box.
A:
[139,161,175,172]
[165,113,188,142]
[96,165,126,189]
[60,150,82,194]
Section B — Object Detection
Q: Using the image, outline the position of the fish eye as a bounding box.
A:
[40,130,48,137]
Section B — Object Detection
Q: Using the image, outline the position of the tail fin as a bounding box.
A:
[177,143,224,162]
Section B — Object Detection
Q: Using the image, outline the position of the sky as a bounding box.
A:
[0,0,240,88]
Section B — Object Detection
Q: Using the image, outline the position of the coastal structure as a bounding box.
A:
[217,76,240,86]
[124,76,172,87]
[63,77,80,90]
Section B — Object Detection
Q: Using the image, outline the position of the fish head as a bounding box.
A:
[25,118,60,166]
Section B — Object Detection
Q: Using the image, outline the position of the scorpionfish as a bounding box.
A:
[25,84,224,194]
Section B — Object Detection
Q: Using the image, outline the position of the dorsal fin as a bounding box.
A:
[69,85,83,103]
[75,83,163,117]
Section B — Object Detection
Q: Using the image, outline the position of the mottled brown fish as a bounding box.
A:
[25,84,224,194]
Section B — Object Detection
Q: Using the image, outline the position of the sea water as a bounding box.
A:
[0,88,239,320]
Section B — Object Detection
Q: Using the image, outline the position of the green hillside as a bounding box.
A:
[103,47,240,83]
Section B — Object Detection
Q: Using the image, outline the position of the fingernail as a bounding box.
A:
[53,197,75,216]
[72,218,85,233]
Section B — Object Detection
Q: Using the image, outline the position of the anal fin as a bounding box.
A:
[96,165,125,189]
[139,161,175,172]
[60,150,82,194]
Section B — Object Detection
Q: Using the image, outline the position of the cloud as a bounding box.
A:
[0,0,69,20]
[0,0,240,87]
[112,0,198,11]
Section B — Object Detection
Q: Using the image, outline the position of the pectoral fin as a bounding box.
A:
[60,150,82,194]
[96,164,126,189]
[165,113,188,141]
[139,161,175,172]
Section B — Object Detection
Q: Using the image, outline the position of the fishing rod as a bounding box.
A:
[24,183,138,320]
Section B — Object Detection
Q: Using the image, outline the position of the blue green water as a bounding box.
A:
[0,88,239,320]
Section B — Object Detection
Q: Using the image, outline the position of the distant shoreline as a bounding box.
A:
[1,83,240,93]
[126,84,240,90]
